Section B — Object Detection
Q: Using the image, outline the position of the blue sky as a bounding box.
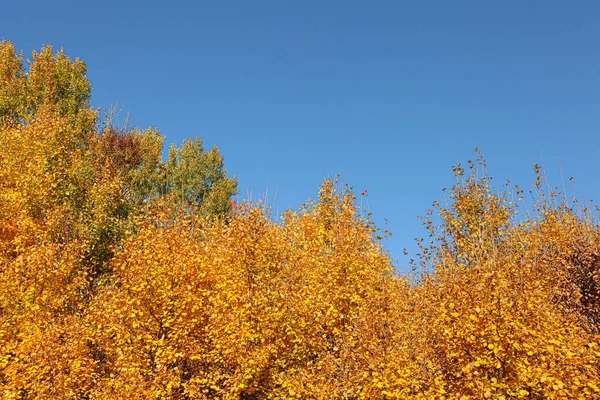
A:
[3,1,599,270]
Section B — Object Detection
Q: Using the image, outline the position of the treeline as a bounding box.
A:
[0,41,599,399]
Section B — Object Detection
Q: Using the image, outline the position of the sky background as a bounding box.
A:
[2,1,599,270]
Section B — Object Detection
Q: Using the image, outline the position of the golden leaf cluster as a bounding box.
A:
[1,42,599,399]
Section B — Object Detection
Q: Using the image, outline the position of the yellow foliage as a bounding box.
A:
[1,43,599,398]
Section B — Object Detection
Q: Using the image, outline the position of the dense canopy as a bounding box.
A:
[1,41,599,399]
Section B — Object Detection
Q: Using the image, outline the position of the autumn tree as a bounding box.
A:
[0,41,238,398]
[0,41,94,129]
[1,41,599,399]
[158,137,237,217]
[409,157,600,399]
[77,180,404,399]
[0,41,237,271]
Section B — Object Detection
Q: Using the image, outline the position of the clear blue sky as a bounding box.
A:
[3,1,599,270]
